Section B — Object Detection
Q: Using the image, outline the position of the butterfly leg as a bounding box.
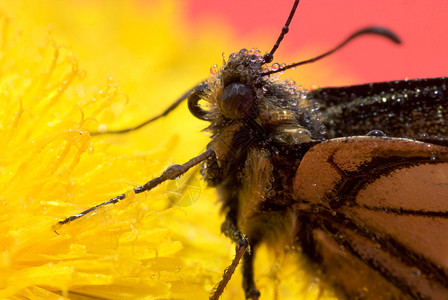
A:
[210,213,260,300]
[241,243,260,300]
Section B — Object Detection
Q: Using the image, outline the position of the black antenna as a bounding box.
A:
[91,86,197,136]
[263,27,401,76]
[263,0,301,64]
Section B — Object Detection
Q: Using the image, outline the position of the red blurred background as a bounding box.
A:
[185,0,448,87]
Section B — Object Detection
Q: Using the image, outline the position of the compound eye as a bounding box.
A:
[220,82,255,119]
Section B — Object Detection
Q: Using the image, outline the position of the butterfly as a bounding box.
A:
[57,0,448,299]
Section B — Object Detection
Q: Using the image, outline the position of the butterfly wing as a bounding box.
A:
[308,77,448,139]
[293,136,448,299]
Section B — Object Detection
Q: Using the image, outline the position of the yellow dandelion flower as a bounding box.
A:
[0,1,343,299]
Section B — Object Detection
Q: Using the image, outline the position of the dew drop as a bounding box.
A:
[265,182,272,190]
[366,130,386,137]
[302,114,310,123]
[78,70,87,80]
[239,48,248,56]
[278,63,286,74]
[210,64,219,76]
[319,125,327,135]
[97,124,107,133]
[270,63,280,71]
[410,267,421,277]
[249,55,258,63]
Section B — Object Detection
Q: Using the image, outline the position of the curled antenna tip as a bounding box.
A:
[352,27,401,44]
